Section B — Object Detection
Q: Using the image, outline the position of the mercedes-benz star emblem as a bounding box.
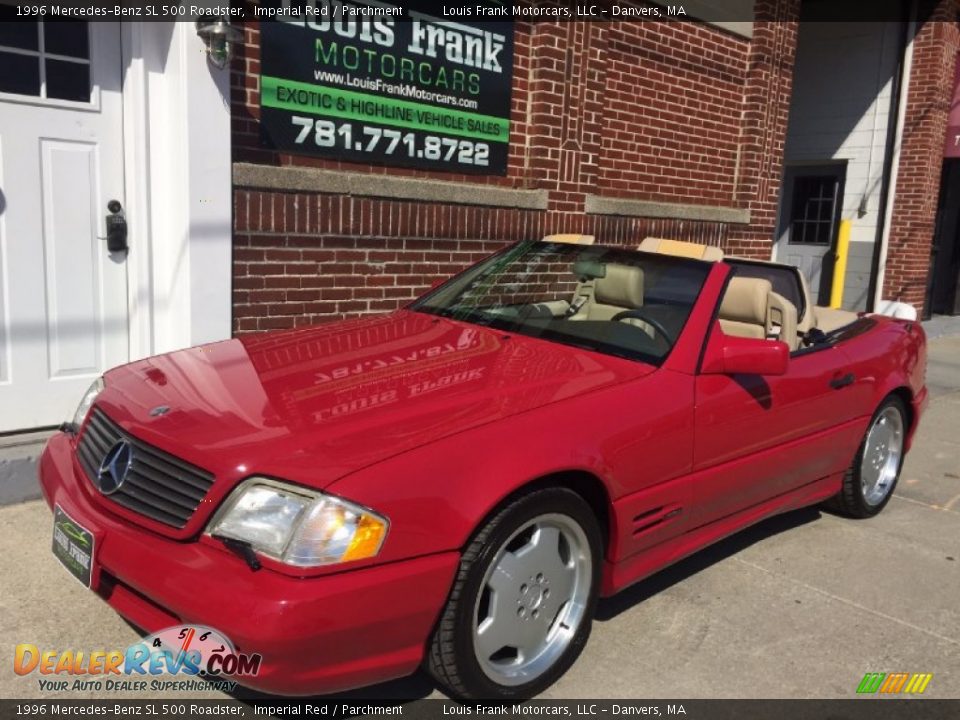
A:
[98,440,134,495]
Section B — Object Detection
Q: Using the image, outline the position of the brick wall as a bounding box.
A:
[232,195,735,332]
[728,3,799,258]
[883,1,960,312]
[232,6,801,333]
[599,21,748,205]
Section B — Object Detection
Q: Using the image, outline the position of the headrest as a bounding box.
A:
[720,276,771,325]
[638,237,724,261]
[594,264,644,308]
[573,259,606,280]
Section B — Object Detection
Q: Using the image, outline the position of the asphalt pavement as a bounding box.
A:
[1,335,958,701]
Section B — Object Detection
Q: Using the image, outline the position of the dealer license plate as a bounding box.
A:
[52,505,95,587]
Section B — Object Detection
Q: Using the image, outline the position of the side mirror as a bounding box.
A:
[702,329,789,376]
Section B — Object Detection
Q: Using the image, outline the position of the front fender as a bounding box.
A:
[327,369,696,566]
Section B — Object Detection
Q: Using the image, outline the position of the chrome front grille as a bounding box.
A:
[77,408,214,529]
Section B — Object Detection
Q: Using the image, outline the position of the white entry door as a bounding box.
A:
[774,164,847,305]
[0,20,128,432]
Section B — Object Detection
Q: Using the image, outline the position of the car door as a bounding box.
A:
[691,328,864,526]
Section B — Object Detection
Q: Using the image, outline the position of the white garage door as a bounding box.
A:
[0,20,128,433]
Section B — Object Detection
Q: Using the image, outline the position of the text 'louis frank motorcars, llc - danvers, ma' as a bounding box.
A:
[39,239,927,698]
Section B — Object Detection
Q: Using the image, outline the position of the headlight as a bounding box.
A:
[208,479,389,567]
[72,377,104,428]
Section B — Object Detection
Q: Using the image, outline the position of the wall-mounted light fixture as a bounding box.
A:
[196,19,244,69]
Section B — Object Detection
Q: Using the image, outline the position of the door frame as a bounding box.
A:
[118,23,233,362]
[774,161,848,306]
[119,23,153,364]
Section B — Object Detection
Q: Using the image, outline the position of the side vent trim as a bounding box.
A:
[631,504,684,536]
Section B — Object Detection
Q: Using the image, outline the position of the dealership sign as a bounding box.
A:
[258,0,514,174]
[946,51,960,158]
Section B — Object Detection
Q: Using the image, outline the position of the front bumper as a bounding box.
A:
[38,432,459,696]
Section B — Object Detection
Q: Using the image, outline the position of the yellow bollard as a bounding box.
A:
[830,219,852,309]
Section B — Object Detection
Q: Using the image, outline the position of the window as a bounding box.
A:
[788,174,840,246]
[0,13,90,102]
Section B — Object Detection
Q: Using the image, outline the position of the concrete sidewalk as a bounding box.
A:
[0,337,957,700]
[0,429,50,506]
[922,313,960,341]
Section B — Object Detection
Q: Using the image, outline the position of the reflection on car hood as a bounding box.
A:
[96,310,653,489]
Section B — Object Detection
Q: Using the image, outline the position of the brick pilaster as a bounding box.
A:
[883,1,960,311]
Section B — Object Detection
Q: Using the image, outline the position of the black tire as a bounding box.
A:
[827,395,908,518]
[426,487,603,700]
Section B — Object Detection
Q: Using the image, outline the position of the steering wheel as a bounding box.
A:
[610,308,673,343]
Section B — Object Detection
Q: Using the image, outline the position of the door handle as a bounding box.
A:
[105,199,128,253]
[829,372,855,390]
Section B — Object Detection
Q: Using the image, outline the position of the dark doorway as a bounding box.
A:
[927,160,960,317]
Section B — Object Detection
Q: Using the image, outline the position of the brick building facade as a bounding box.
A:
[230,2,960,334]
[1,6,958,431]
[884,8,960,307]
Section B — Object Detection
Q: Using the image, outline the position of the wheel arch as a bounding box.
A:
[887,386,914,434]
[828,384,914,519]
[469,470,613,557]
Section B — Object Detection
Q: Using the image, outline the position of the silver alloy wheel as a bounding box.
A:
[860,406,904,506]
[473,513,592,687]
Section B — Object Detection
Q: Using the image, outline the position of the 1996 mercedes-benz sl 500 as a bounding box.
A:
[39,238,927,699]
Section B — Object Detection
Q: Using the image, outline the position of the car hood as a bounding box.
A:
[96,310,653,490]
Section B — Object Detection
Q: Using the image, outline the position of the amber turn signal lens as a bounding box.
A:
[341,514,388,563]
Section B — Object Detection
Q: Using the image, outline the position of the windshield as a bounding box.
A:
[410,241,711,365]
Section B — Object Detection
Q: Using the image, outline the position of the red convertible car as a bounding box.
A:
[39,238,927,699]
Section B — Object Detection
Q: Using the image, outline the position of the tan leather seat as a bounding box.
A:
[725,255,813,339]
[718,277,799,350]
[719,277,770,340]
[570,264,645,321]
[814,306,858,333]
[638,237,724,262]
